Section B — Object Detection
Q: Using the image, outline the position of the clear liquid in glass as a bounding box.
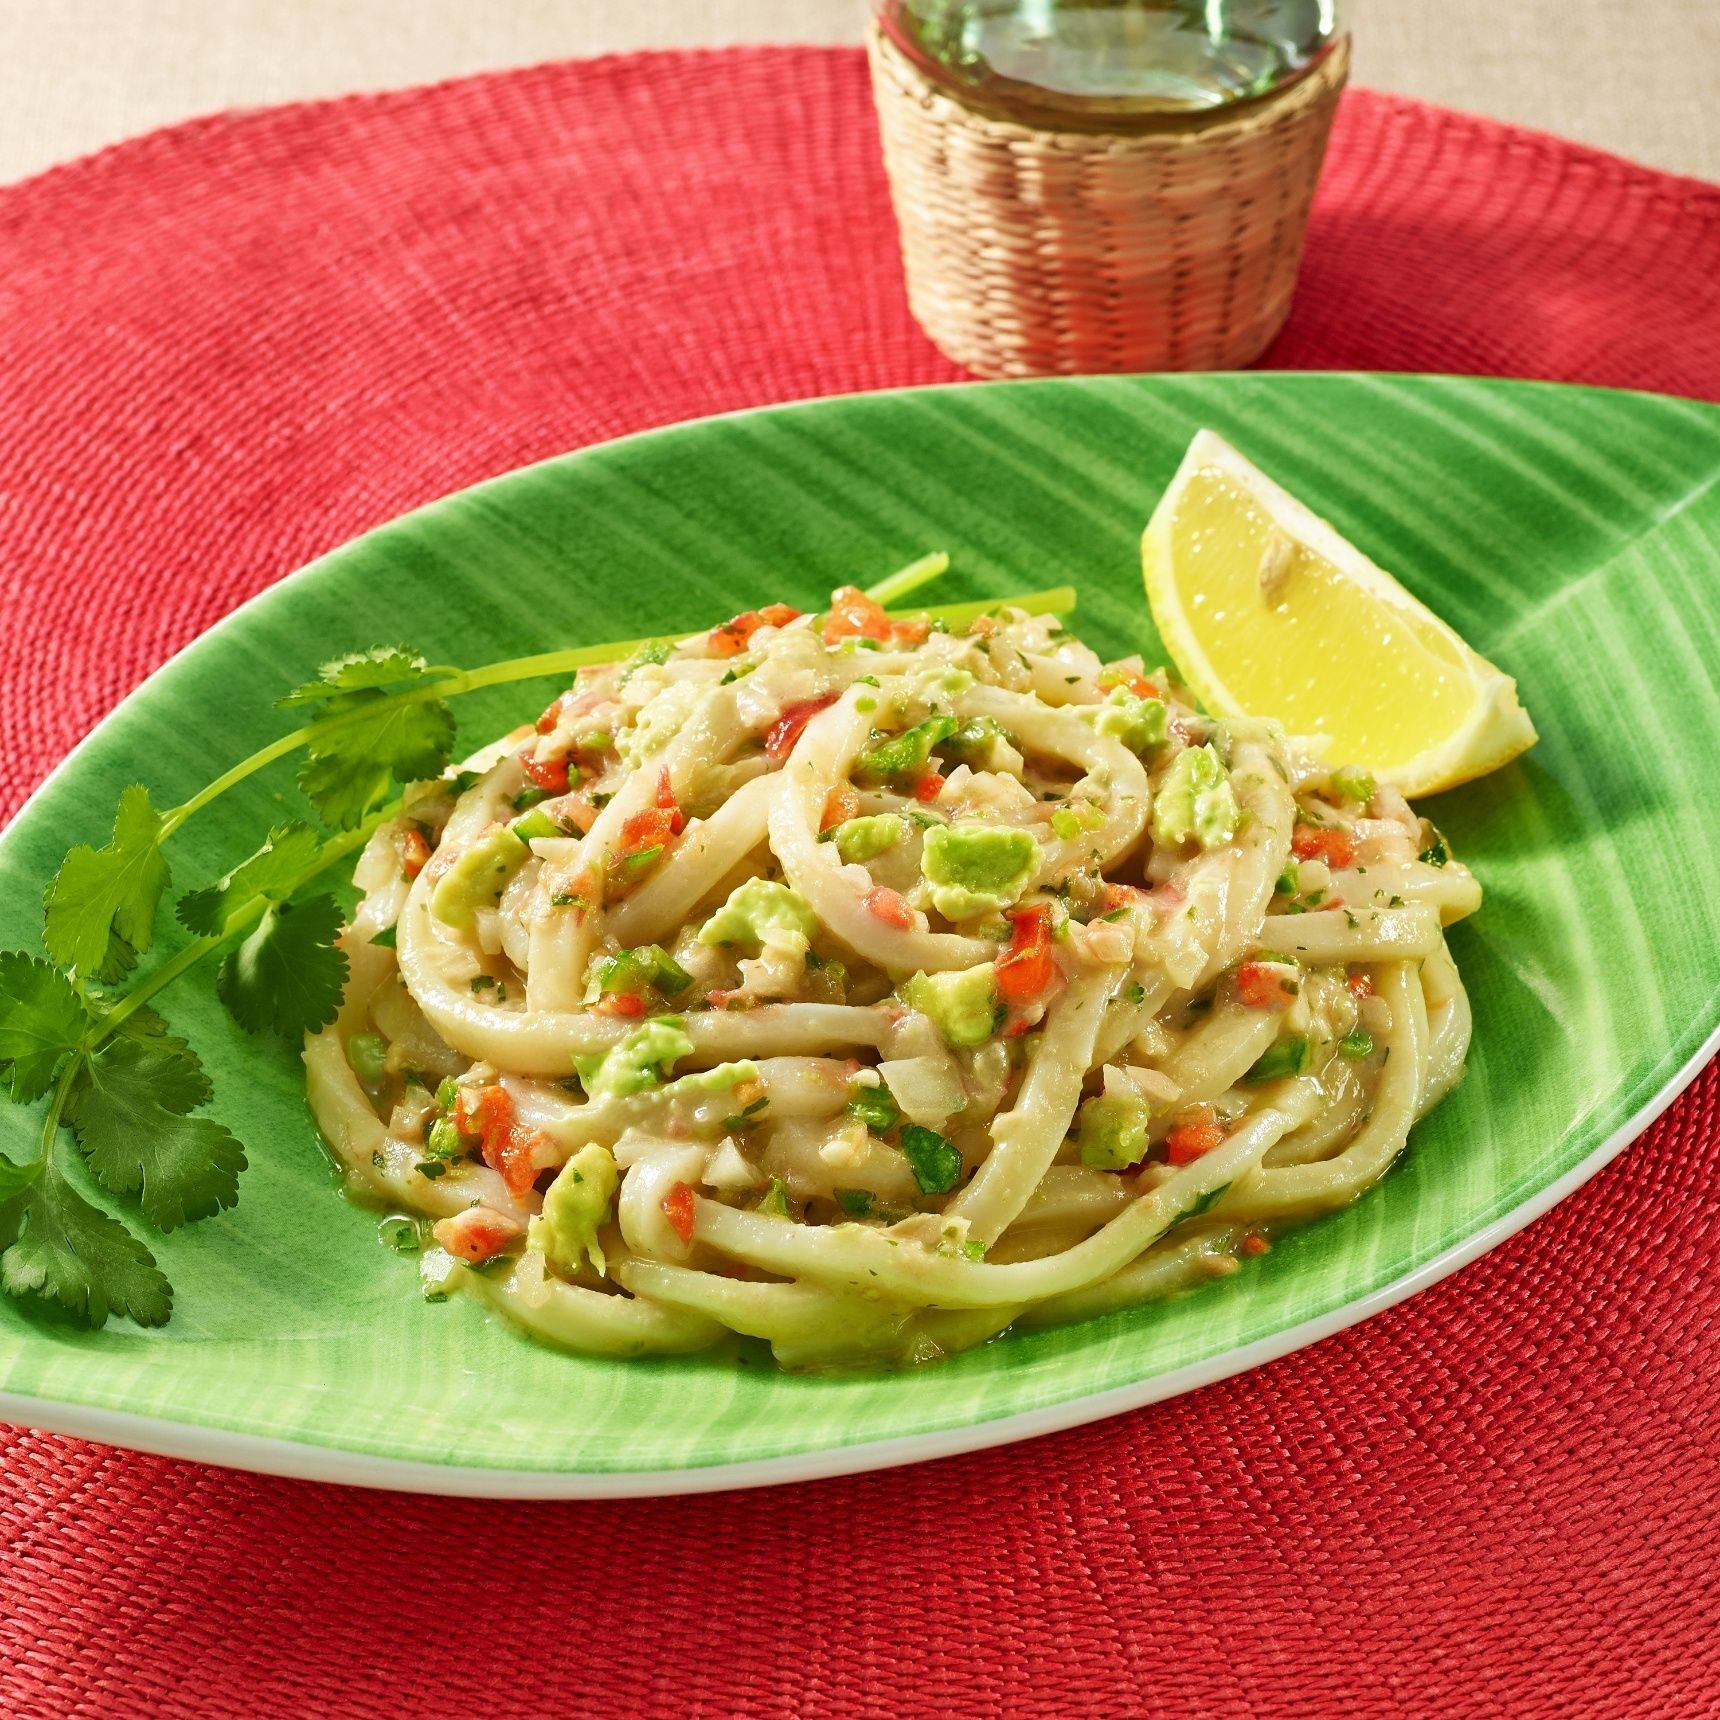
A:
[877,0,1344,130]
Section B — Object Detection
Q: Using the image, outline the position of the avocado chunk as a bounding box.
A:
[940,716,1012,769]
[829,813,908,864]
[697,879,816,951]
[664,1059,759,1095]
[528,1143,619,1276]
[1076,1092,1150,1170]
[1092,687,1168,755]
[920,822,1038,921]
[903,964,1001,1049]
[430,825,532,928]
[1151,743,1240,850]
[573,1017,693,1098]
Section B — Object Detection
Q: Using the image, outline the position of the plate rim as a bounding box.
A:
[2,370,1716,1496]
[3,1009,1713,1497]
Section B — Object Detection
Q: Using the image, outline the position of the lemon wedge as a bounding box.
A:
[1142,430,1536,796]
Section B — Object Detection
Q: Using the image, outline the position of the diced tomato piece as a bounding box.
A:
[822,585,894,645]
[662,1182,697,1245]
[594,992,646,1018]
[708,604,803,657]
[1235,962,1298,1010]
[399,827,432,880]
[454,1083,512,1144]
[1165,1106,1226,1166]
[914,771,943,803]
[520,747,571,795]
[1291,824,1355,868]
[891,617,930,646]
[453,1086,543,1199]
[1100,669,1160,700]
[656,767,685,835]
[1099,882,1147,915]
[862,887,914,929]
[1237,1231,1271,1257]
[821,785,860,831]
[432,1207,523,1264]
[493,1127,547,1201]
[1347,969,1374,999]
[619,806,676,857]
[765,694,838,762]
[707,612,759,657]
[536,692,572,735]
[996,904,1056,1007]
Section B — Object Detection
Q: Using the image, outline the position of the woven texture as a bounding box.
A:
[0,45,1717,1720]
[869,27,1348,375]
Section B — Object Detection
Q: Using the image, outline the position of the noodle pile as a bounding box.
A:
[306,586,1476,1369]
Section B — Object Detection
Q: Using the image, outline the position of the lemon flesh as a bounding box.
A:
[1143,431,1536,795]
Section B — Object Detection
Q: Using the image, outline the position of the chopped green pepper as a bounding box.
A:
[856,713,958,781]
[1244,1035,1314,1082]
[510,806,566,844]
[424,1117,464,1160]
[846,1079,901,1134]
[593,943,693,999]
[899,1124,962,1194]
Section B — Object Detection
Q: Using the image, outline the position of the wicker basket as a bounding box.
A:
[867,27,1350,378]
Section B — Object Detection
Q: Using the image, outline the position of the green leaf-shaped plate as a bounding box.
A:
[2,374,1717,1495]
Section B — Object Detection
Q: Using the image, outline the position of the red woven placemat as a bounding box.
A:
[2,47,1717,1720]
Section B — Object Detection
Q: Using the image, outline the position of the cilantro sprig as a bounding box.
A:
[0,569,1072,1329]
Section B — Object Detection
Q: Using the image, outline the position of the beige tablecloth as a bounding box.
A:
[2,1,1714,186]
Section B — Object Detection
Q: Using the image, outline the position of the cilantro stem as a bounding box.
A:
[863,552,950,608]
[97,815,384,1046]
[155,586,1076,839]
[161,727,318,835]
[30,1057,78,1177]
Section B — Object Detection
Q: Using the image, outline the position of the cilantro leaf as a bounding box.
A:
[0,952,93,1103]
[176,821,322,937]
[0,1160,171,1327]
[0,1156,39,1204]
[65,1038,243,1229]
[279,648,456,830]
[110,1005,182,1045]
[277,646,441,707]
[42,786,169,981]
[216,894,348,1038]
[299,697,456,830]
